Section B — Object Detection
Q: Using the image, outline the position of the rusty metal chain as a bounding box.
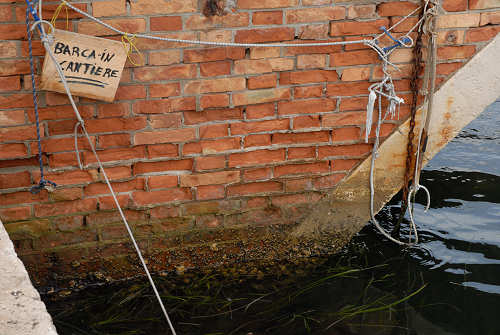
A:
[395,4,427,231]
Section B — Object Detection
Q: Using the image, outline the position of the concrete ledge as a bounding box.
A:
[0,219,58,335]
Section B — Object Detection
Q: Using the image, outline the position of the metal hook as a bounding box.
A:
[406,183,431,243]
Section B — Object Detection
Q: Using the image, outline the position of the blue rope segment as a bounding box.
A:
[26,6,57,194]
[379,26,412,54]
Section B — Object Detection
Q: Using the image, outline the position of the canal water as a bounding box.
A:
[43,98,500,335]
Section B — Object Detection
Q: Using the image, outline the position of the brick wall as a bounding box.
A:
[0,0,499,286]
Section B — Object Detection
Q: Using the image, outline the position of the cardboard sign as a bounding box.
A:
[40,29,127,102]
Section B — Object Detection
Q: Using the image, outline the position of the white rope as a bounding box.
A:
[29,17,178,335]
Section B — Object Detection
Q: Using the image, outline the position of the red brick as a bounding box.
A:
[330,19,389,36]
[200,124,228,139]
[293,115,321,129]
[180,170,240,187]
[330,50,378,67]
[318,144,372,158]
[327,82,371,97]
[0,93,34,109]
[0,60,30,77]
[231,119,289,135]
[48,152,82,168]
[183,138,240,155]
[227,181,282,196]
[85,179,144,196]
[442,0,468,11]
[77,18,146,36]
[146,144,178,159]
[332,127,361,142]
[465,26,500,42]
[150,16,183,31]
[49,188,83,202]
[244,134,271,147]
[280,70,338,85]
[134,64,197,81]
[85,117,147,134]
[200,61,231,77]
[84,146,146,165]
[275,161,329,177]
[233,88,290,106]
[149,83,181,98]
[98,194,130,210]
[149,175,178,189]
[93,1,127,17]
[0,125,39,142]
[377,2,419,16]
[284,178,313,192]
[313,173,345,189]
[341,67,371,82]
[322,111,365,127]
[34,198,97,217]
[0,171,31,189]
[348,4,376,19]
[0,143,26,159]
[148,50,181,66]
[115,85,147,101]
[340,97,368,111]
[253,11,283,25]
[200,94,229,109]
[0,206,31,222]
[195,156,226,171]
[438,45,476,60]
[242,167,272,181]
[186,13,249,29]
[297,54,327,69]
[0,191,47,206]
[133,100,171,114]
[298,24,329,40]
[133,188,192,205]
[294,85,323,99]
[332,159,358,171]
[184,47,245,63]
[284,40,343,56]
[97,103,129,118]
[246,103,275,119]
[0,76,21,93]
[0,24,26,40]
[184,108,243,125]
[248,74,277,89]
[437,13,480,29]
[150,114,182,129]
[171,97,196,111]
[129,0,196,15]
[278,98,335,115]
[436,62,463,76]
[235,28,295,43]
[184,77,246,94]
[469,0,500,9]
[134,128,196,145]
[238,0,298,9]
[133,159,193,174]
[288,146,316,159]
[272,131,329,144]
[196,185,225,200]
[286,7,345,23]
[229,149,285,167]
[480,11,500,26]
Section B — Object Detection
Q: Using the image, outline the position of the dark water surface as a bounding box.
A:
[44,99,500,335]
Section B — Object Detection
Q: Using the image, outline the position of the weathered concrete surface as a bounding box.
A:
[294,32,500,237]
[0,219,58,335]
